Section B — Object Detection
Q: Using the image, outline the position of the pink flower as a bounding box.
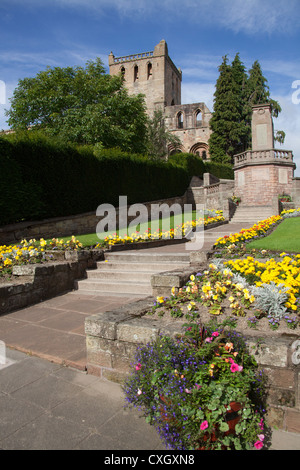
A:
[254,440,264,450]
[212,331,219,337]
[200,420,209,431]
[135,363,142,371]
[257,434,265,442]
[185,388,192,394]
[230,362,240,372]
[205,337,213,343]
[259,418,264,430]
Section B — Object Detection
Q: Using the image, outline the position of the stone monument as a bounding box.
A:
[233,104,295,209]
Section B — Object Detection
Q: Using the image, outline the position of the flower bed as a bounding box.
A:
[0,236,84,280]
[148,259,299,332]
[99,210,225,248]
[213,208,300,253]
[123,320,268,450]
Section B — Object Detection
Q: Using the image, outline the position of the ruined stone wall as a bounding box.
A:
[109,40,182,116]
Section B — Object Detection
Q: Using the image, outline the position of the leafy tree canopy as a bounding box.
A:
[5,58,149,154]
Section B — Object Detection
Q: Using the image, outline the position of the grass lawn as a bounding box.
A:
[247,217,300,253]
[49,210,197,247]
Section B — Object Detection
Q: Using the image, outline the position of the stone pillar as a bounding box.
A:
[252,103,274,150]
[233,105,296,207]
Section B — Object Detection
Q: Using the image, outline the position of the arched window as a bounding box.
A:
[196,110,202,127]
[177,112,183,129]
[120,66,125,78]
[134,65,139,82]
[147,62,152,79]
[190,143,209,160]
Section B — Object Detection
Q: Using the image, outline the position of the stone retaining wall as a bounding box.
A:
[0,250,104,315]
[0,194,187,245]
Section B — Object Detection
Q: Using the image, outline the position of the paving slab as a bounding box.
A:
[0,349,164,450]
[0,348,299,450]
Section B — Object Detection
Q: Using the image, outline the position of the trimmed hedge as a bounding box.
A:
[168,153,234,180]
[0,135,190,226]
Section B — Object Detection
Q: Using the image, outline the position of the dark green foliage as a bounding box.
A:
[204,161,234,180]
[0,135,190,226]
[168,153,206,178]
[168,153,234,180]
[209,55,283,163]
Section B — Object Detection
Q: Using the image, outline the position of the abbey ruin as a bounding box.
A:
[109,39,212,159]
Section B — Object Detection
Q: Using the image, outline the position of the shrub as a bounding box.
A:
[0,134,190,226]
[168,153,234,180]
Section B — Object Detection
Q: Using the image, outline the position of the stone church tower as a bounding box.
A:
[109,40,212,159]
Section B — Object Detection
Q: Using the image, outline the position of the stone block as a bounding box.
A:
[266,406,285,430]
[12,265,36,276]
[247,338,289,368]
[264,367,295,390]
[86,336,113,368]
[85,311,133,340]
[117,316,160,344]
[267,387,295,408]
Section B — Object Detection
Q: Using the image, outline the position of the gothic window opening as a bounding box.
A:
[120,66,125,78]
[134,65,139,82]
[196,110,202,127]
[147,62,152,79]
[177,112,183,129]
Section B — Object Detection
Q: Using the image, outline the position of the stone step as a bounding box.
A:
[104,251,190,263]
[96,261,189,272]
[86,269,154,282]
[230,205,275,224]
[75,278,152,295]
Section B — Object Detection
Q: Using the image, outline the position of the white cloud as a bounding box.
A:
[182,82,215,110]
[3,0,300,35]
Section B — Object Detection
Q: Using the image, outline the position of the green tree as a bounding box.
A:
[146,109,181,160]
[208,55,246,163]
[5,58,149,153]
[209,56,284,163]
[245,60,283,145]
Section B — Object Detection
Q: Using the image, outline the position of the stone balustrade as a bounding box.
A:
[113,51,154,63]
[234,149,294,168]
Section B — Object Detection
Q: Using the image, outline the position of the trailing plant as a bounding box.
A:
[123,319,269,450]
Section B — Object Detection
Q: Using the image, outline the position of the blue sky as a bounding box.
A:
[0,0,300,175]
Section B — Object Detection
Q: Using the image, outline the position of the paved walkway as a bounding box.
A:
[1,221,300,450]
[1,347,299,450]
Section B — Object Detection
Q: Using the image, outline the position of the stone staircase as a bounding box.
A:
[229,205,275,224]
[75,251,191,297]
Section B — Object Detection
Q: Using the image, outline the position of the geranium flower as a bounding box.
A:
[254,440,264,450]
[230,362,240,373]
[200,420,208,431]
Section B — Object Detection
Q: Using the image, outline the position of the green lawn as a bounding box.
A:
[247,217,300,253]
[51,210,197,247]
